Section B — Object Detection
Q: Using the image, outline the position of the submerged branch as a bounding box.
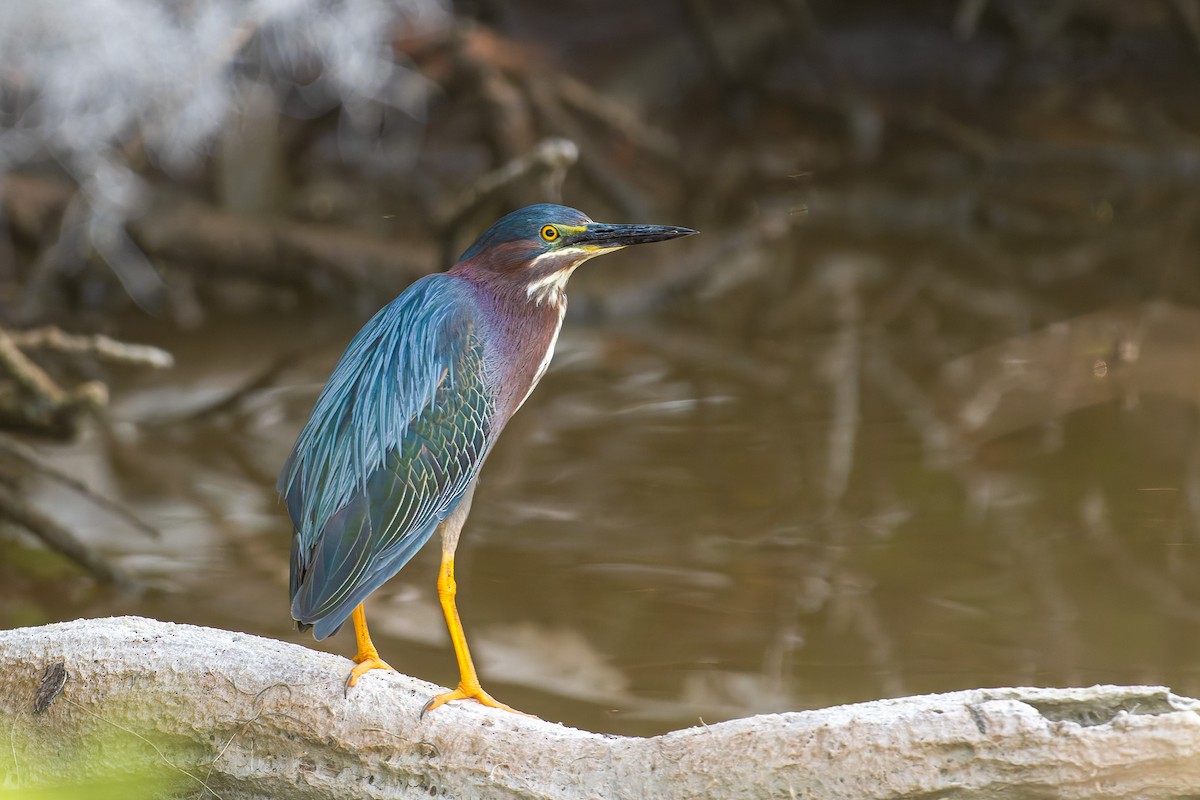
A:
[0,434,159,541]
[0,489,134,588]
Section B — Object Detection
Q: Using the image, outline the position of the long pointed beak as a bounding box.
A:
[578,222,697,248]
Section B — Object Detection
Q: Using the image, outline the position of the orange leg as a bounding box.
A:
[345,602,395,691]
[421,551,526,717]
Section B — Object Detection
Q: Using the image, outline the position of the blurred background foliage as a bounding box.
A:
[1,0,1200,739]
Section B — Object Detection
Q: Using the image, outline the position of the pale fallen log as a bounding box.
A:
[1,617,1199,799]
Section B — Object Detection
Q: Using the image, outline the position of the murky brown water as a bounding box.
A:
[6,236,1200,737]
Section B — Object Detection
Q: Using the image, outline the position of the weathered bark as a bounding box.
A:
[1,617,1199,799]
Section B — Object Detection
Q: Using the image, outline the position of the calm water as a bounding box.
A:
[6,237,1200,737]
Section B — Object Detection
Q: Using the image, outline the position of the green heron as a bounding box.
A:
[278,204,695,714]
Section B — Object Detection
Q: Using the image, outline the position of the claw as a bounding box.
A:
[343,654,395,697]
[420,683,534,719]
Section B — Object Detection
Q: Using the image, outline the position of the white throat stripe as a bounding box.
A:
[523,245,623,303]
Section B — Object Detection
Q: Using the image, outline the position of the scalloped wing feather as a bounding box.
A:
[278,275,494,635]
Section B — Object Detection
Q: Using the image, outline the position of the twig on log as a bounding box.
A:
[3,617,1200,799]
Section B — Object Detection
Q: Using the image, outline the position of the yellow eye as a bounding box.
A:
[540,225,560,242]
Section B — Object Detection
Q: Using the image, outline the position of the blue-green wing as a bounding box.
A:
[278,274,493,639]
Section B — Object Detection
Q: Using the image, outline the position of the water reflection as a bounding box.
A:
[9,254,1200,736]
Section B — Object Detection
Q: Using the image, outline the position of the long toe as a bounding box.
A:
[421,684,535,718]
[345,655,396,691]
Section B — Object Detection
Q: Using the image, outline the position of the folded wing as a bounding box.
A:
[278,275,493,638]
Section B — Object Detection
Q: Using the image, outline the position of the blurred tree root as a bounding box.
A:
[406,23,683,221]
[0,323,169,586]
[0,485,134,590]
[2,174,439,314]
[435,136,579,264]
[2,616,1199,800]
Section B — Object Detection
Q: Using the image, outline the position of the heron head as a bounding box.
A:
[454,203,696,302]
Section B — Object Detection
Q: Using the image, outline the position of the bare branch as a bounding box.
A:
[7,328,172,370]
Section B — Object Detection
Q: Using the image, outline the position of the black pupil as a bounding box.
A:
[545,227,555,238]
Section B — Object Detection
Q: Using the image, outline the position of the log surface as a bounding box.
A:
[1,617,1198,798]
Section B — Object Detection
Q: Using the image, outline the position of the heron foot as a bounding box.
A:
[421,683,534,718]
[344,654,396,694]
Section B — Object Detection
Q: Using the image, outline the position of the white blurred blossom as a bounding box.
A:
[0,0,446,308]
[0,0,444,171]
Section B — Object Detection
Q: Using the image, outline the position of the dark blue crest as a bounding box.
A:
[458,204,592,262]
